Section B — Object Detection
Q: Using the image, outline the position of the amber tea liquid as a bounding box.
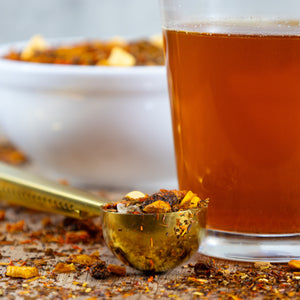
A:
[164,23,300,234]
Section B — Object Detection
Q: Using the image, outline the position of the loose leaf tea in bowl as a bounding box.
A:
[3,34,164,66]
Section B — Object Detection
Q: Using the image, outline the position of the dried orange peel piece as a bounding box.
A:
[179,191,202,210]
[52,262,76,273]
[143,200,171,213]
[6,266,39,279]
[288,260,300,270]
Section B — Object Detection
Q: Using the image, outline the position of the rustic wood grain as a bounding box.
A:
[0,195,296,300]
[0,197,206,300]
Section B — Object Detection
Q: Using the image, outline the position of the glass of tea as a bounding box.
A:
[160,0,300,261]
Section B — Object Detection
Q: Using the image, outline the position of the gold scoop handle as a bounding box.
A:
[0,162,108,219]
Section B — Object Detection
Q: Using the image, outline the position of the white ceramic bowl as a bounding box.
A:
[0,40,177,192]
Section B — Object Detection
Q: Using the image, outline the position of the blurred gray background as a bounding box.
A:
[0,0,162,43]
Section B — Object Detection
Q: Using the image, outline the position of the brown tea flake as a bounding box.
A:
[41,217,52,227]
[68,254,99,266]
[0,210,5,221]
[194,262,214,278]
[65,230,90,244]
[6,220,25,232]
[107,264,126,276]
[45,248,55,257]
[33,259,47,266]
[188,277,208,285]
[89,261,109,280]
[143,200,171,213]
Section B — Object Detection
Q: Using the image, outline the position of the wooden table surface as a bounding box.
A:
[0,192,299,300]
[0,143,299,299]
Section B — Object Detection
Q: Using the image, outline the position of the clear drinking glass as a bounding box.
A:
[160,0,300,261]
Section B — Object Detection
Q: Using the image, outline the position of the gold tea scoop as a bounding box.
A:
[0,162,207,273]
